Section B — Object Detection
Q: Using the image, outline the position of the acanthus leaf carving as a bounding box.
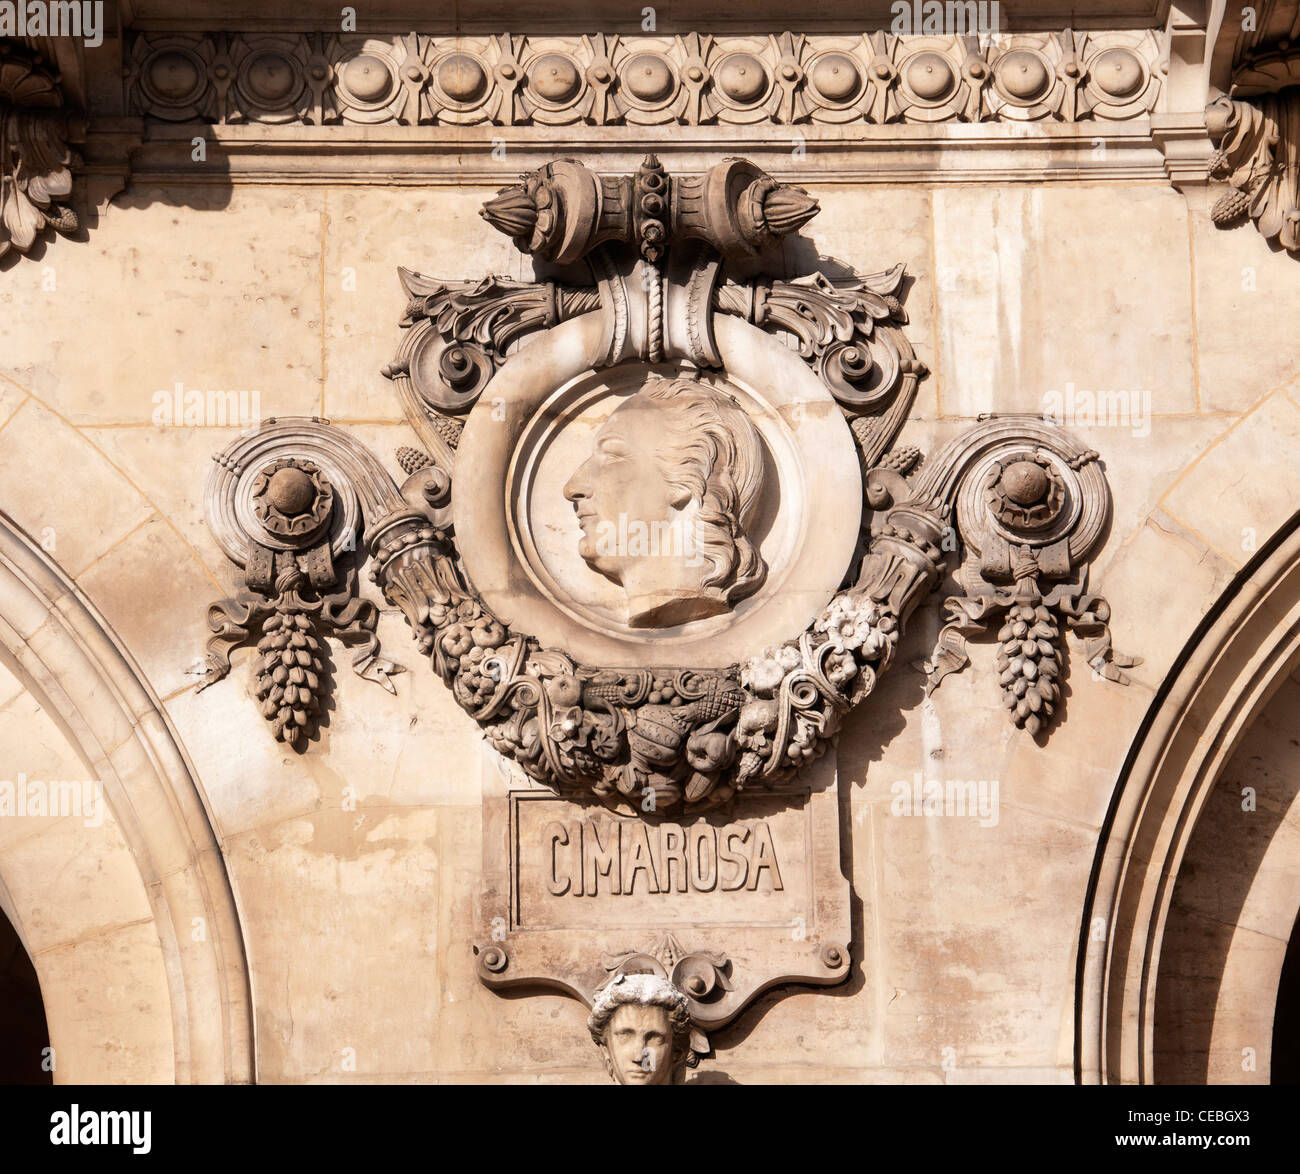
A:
[1206,50,1300,252]
[0,45,81,261]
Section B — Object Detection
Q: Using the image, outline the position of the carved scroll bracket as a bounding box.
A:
[199,417,431,748]
[1205,49,1300,252]
[0,43,84,261]
[918,415,1140,735]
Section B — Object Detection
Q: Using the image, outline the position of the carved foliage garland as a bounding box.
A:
[370,513,940,811]
[200,156,1134,795]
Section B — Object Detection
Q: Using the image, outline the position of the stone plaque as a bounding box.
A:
[475,750,850,1037]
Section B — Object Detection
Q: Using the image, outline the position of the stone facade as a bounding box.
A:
[0,1,1298,1086]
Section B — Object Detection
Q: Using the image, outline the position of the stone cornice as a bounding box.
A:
[123,120,1174,186]
[124,28,1166,129]
[103,24,1209,187]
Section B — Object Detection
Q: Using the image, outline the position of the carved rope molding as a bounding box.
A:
[1206,49,1300,251]
[126,28,1163,129]
[200,155,1137,803]
[0,43,83,259]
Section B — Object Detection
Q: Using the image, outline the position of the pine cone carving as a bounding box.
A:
[254,612,324,747]
[995,601,1060,737]
[396,445,433,475]
[430,413,463,450]
[1212,188,1250,226]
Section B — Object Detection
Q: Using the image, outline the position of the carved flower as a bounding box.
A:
[817,594,888,659]
[588,716,622,760]
[441,624,474,659]
[825,649,858,687]
[736,699,777,752]
[548,704,590,748]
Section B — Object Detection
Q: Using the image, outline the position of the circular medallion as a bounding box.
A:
[251,458,335,545]
[243,51,299,105]
[143,48,207,107]
[996,50,1051,102]
[434,52,490,106]
[339,53,394,105]
[974,449,1078,545]
[454,313,862,668]
[1091,48,1144,99]
[714,53,769,105]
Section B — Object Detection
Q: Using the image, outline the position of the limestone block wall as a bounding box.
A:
[0,166,1296,1082]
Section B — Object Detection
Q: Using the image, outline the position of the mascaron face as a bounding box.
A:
[562,399,690,583]
[605,1002,674,1085]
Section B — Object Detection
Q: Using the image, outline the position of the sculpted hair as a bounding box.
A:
[640,377,767,603]
[587,973,693,1064]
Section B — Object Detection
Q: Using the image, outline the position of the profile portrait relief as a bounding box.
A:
[561,376,769,630]
[587,973,693,1086]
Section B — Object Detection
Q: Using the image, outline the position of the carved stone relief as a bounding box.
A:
[588,972,693,1086]
[474,752,851,1079]
[0,42,82,260]
[198,152,1135,1080]
[1206,48,1300,251]
[199,420,409,746]
[922,422,1140,734]
[126,28,1163,129]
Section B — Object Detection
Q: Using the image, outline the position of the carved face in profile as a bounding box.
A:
[562,377,768,629]
[587,972,692,1086]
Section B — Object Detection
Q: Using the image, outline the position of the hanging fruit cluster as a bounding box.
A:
[254,611,325,746]
[995,584,1061,737]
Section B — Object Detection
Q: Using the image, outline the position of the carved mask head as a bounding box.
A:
[587,972,692,1085]
[562,377,768,629]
